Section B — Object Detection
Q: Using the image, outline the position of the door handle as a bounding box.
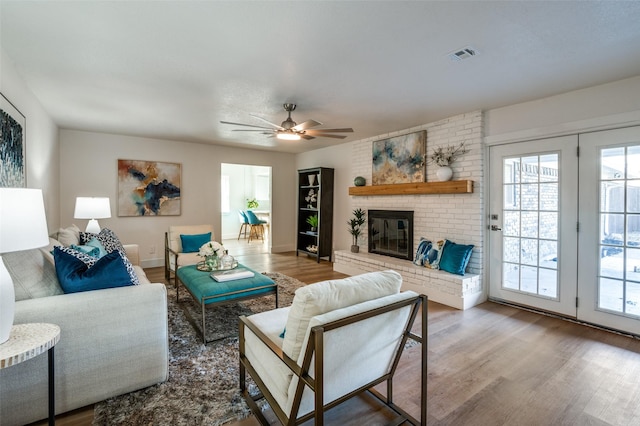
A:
[491,225,502,231]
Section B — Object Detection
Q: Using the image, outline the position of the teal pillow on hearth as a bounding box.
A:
[53,247,133,293]
[180,232,212,253]
[438,240,474,276]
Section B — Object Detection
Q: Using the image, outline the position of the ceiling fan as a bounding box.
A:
[220,103,354,141]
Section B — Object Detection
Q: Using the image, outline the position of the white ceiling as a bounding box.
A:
[2,1,640,154]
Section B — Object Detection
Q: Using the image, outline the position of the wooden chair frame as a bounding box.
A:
[164,231,178,287]
[239,294,427,426]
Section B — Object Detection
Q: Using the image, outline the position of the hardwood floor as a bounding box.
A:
[31,238,640,425]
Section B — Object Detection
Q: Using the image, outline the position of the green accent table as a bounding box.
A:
[176,264,277,344]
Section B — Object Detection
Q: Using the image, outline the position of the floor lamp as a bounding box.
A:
[74,197,111,234]
[0,188,50,344]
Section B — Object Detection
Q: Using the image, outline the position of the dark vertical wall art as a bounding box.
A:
[0,93,26,188]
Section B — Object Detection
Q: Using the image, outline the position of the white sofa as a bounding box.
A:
[239,270,427,425]
[0,230,168,426]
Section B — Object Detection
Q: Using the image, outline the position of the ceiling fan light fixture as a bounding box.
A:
[276,131,301,141]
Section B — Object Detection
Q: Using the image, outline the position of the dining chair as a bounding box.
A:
[238,210,250,240]
[245,210,267,243]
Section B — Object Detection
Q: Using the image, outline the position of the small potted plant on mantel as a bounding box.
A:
[347,208,366,253]
[427,142,469,181]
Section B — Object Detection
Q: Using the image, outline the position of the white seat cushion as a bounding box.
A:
[282,270,402,361]
[243,307,292,411]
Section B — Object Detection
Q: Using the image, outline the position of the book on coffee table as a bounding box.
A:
[210,268,255,282]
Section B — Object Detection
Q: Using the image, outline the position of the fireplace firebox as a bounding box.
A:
[368,210,414,261]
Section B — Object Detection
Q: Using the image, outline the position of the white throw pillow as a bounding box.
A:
[56,224,81,246]
[282,270,402,361]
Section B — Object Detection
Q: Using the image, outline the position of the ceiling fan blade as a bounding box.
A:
[220,121,275,130]
[300,134,315,140]
[293,120,322,131]
[305,128,354,133]
[230,129,275,132]
[304,133,348,139]
[249,114,284,129]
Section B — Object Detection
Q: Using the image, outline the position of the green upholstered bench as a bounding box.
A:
[176,264,277,343]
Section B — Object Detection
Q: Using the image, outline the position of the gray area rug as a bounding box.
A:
[93,272,303,426]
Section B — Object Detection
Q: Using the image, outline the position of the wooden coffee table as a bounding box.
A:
[176,264,277,343]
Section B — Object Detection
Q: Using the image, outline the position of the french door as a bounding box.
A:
[578,127,640,334]
[489,127,640,335]
[489,135,578,317]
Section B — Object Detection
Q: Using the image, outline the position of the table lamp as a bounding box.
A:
[0,188,50,344]
[74,197,111,233]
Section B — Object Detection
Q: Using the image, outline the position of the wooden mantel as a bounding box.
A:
[348,180,473,196]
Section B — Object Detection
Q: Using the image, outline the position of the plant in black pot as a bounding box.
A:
[347,208,366,253]
[306,214,319,233]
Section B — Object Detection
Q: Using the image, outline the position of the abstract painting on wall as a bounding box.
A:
[372,130,426,185]
[1,93,26,188]
[118,159,181,216]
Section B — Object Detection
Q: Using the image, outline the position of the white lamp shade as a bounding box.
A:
[0,188,49,343]
[0,188,50,253]
[74,197,111,219]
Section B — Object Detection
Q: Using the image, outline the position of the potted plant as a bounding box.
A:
[246,198,259,209]
[347,208,366,253]
[306,214,319,233]
[427,142,469,181]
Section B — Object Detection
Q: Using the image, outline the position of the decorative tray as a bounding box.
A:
[196,260,238,272]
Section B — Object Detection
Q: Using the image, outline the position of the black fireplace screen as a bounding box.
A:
[368,210,414,261]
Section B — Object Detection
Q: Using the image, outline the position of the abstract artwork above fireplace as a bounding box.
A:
[372,130,426,185]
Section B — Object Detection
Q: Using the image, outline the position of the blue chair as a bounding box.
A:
[238,210,250,240]
[245,210,267,243]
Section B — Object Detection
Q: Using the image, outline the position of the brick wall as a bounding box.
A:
[348,110,484,287]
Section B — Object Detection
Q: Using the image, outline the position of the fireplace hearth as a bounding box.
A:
[368,210,414,261]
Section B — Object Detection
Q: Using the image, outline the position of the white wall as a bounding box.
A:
[296,143,355,252]
[0,48,60,231]
[485,75,640,140]
[59,130,296,267]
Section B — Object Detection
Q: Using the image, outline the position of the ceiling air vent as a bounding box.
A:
[448,46,478,61]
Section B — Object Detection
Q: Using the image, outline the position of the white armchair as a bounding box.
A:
[239,270,427,425]
[164,224,215,287]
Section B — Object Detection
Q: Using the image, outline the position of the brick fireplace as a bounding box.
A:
[368,209,414,261]
[334,111,485,310]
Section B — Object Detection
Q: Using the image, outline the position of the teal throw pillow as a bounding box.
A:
[181,232,211,253]
[85,237,108,258]
[70,244,101,258]
[53,247,133,293]
[438,240,474,276]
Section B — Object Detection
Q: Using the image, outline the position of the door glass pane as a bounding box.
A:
[599,278,624,312]
[627,282,640,316]
[629,146,640,179]
[628,180,640,213]
[521,212,538,238]
[540,212,558,239]
[504,211,520,237]
[598,145,640,317]
[504,263,519,289]
[521,184,538,210]
[601,147,625,180]
[601,181,625,212]
[539,268,558,298]
[539,240,557,269]
[502,153,559,299]
[540,183,558,210]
